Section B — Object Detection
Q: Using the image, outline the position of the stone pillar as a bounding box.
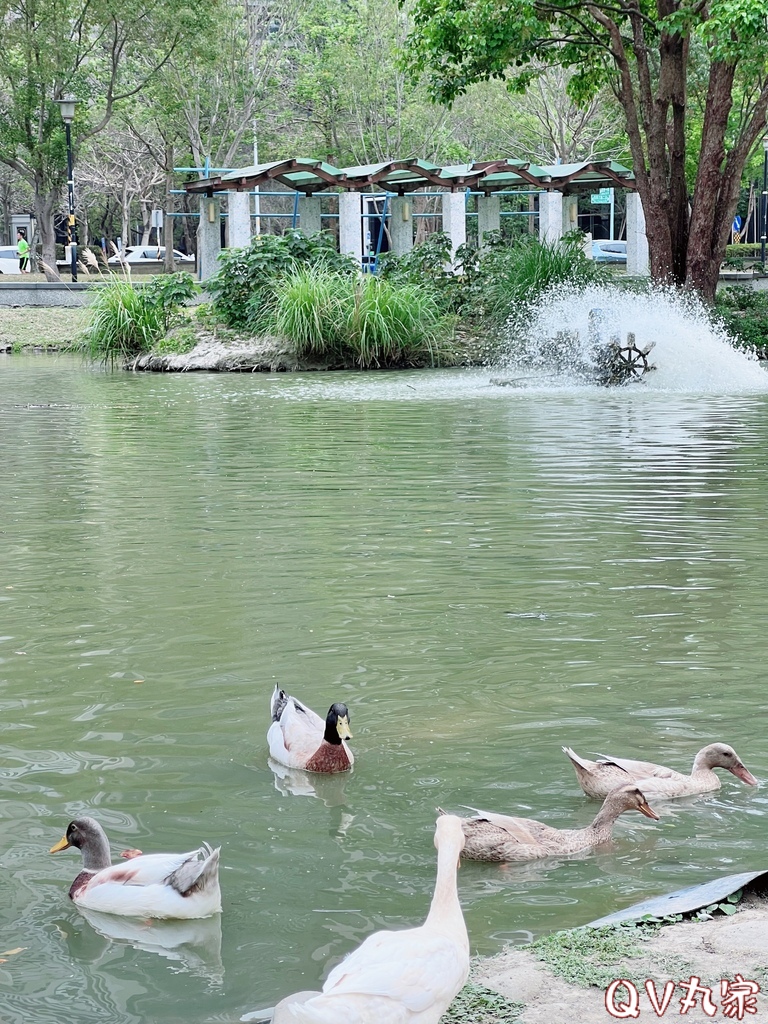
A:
[197,196,221,281]
[227,191,252,249]
[477,194,501,248]
[538,191,564,244]
[563,195,579,236]
[626,191,650,276]
[388,196,413,255]
[300,194,323,236]
[441,191,466,264]
[338,191,363,266]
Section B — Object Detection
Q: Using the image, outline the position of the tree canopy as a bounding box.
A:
[404,0,768,298]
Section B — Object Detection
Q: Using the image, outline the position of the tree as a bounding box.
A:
[403,0,768,300]
[0,0,220,278]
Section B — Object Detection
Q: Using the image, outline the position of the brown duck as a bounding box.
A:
[563,743,758,800]
[444,784,659,862]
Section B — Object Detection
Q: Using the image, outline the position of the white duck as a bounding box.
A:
[268,686,354,773]
[563,742,758,800]
[272,815,469,1024]
[50,817,221,919]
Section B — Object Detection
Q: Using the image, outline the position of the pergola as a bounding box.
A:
[185,156,634,197]
[184,157,646,279]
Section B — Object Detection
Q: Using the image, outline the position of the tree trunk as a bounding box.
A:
[163,141,176,274]
[34,186,60,282]
[121,180,130,255]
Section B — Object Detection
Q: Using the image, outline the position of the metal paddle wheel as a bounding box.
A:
[593,332,656,387]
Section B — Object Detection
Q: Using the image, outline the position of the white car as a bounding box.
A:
[107,246,194,265]
[592,240,627,263]
[0,246,26,273]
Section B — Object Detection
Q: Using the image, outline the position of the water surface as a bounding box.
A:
[2,355,768,1023]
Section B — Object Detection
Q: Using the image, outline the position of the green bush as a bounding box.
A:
[79,272,198,366]
[206,231,357,329]
[267,267,454,368]
[380,232,606,327]
[714,286,768,354]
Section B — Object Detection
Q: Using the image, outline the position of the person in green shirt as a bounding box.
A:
[16,230,30,273]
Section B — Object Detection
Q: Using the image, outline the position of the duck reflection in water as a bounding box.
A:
[75,906,224,984]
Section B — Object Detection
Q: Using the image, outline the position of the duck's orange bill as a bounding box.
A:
[50,836,70,853]
[732,764,758,786]
[639,801,660,821]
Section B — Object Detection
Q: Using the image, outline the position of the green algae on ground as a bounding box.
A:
[525,924,664,988]
[443,982,524,1023]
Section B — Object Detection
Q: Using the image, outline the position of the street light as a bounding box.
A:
[55,95,79,282]
[761,136,768,269]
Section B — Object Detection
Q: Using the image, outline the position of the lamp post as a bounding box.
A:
[55,95,79,282]
[761,136,768,269]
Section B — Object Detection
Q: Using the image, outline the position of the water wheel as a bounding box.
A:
[595,333,656,386]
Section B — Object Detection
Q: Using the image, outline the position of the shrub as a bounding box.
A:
[714,286,768,354]
[268,267,454,368]
[79,280,166,366]
[206,231,357,328]
[79,272,198,366]
[476,234,607,326]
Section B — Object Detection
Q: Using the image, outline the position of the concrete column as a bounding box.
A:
[299,195,323,236]
[538,191,564,244]
[626,191,650,276]
[563,195,579,236]
[388,196,413,255]
[477,194,501,248]
[441,191,466,264]
[197,196,221,281]
[338,191,363,265]
[227,191,252,249]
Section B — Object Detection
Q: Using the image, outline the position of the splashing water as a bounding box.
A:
[498,283,768,392]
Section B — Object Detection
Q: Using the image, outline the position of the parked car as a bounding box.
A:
[592,240,627,263]
[107,246,194,265]
[0,246,24,273]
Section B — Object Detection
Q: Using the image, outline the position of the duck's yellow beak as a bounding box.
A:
[50,836,70,853]
[638,800,660,821]
[336,715,352,741]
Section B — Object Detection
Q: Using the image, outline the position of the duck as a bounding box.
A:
[563,742,758,800]
[445,783,659,862]
[268,685,353,773]
[272,814,469,1024]
[50,816,221,919]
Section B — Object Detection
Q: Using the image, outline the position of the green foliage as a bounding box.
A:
[151,324,198,355]
[714,287,768,354]
[206,231,356,329]
[380,232,606,328]
[474,234,607,326]
[526,925,658,989]
[378,233,461,312]
[79,280,166,367]
[441,983,523,1023]
[80,273,197,366]
[265,266,455,368]
[692,889,743,922]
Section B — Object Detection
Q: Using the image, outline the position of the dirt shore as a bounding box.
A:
[470,892,768,1023]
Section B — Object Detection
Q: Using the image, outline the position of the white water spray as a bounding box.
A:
[498,283,768,392]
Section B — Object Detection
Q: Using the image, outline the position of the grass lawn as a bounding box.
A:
[0,305,90,350]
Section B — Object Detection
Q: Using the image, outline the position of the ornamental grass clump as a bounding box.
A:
[79,270,197,367]
[269,268,453,368]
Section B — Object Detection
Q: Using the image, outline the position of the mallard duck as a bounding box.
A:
[563,742,758,800]
[272,815,469,1024]
[50,817,221,919]
[268,686,353,773]
[446,783,659,862]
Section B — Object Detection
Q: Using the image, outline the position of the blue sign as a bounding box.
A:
[733,215,743,232]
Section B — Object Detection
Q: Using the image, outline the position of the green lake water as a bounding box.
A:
[2,354,768,1023]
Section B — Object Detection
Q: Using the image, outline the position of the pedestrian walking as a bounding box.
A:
[16,230,30,273]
